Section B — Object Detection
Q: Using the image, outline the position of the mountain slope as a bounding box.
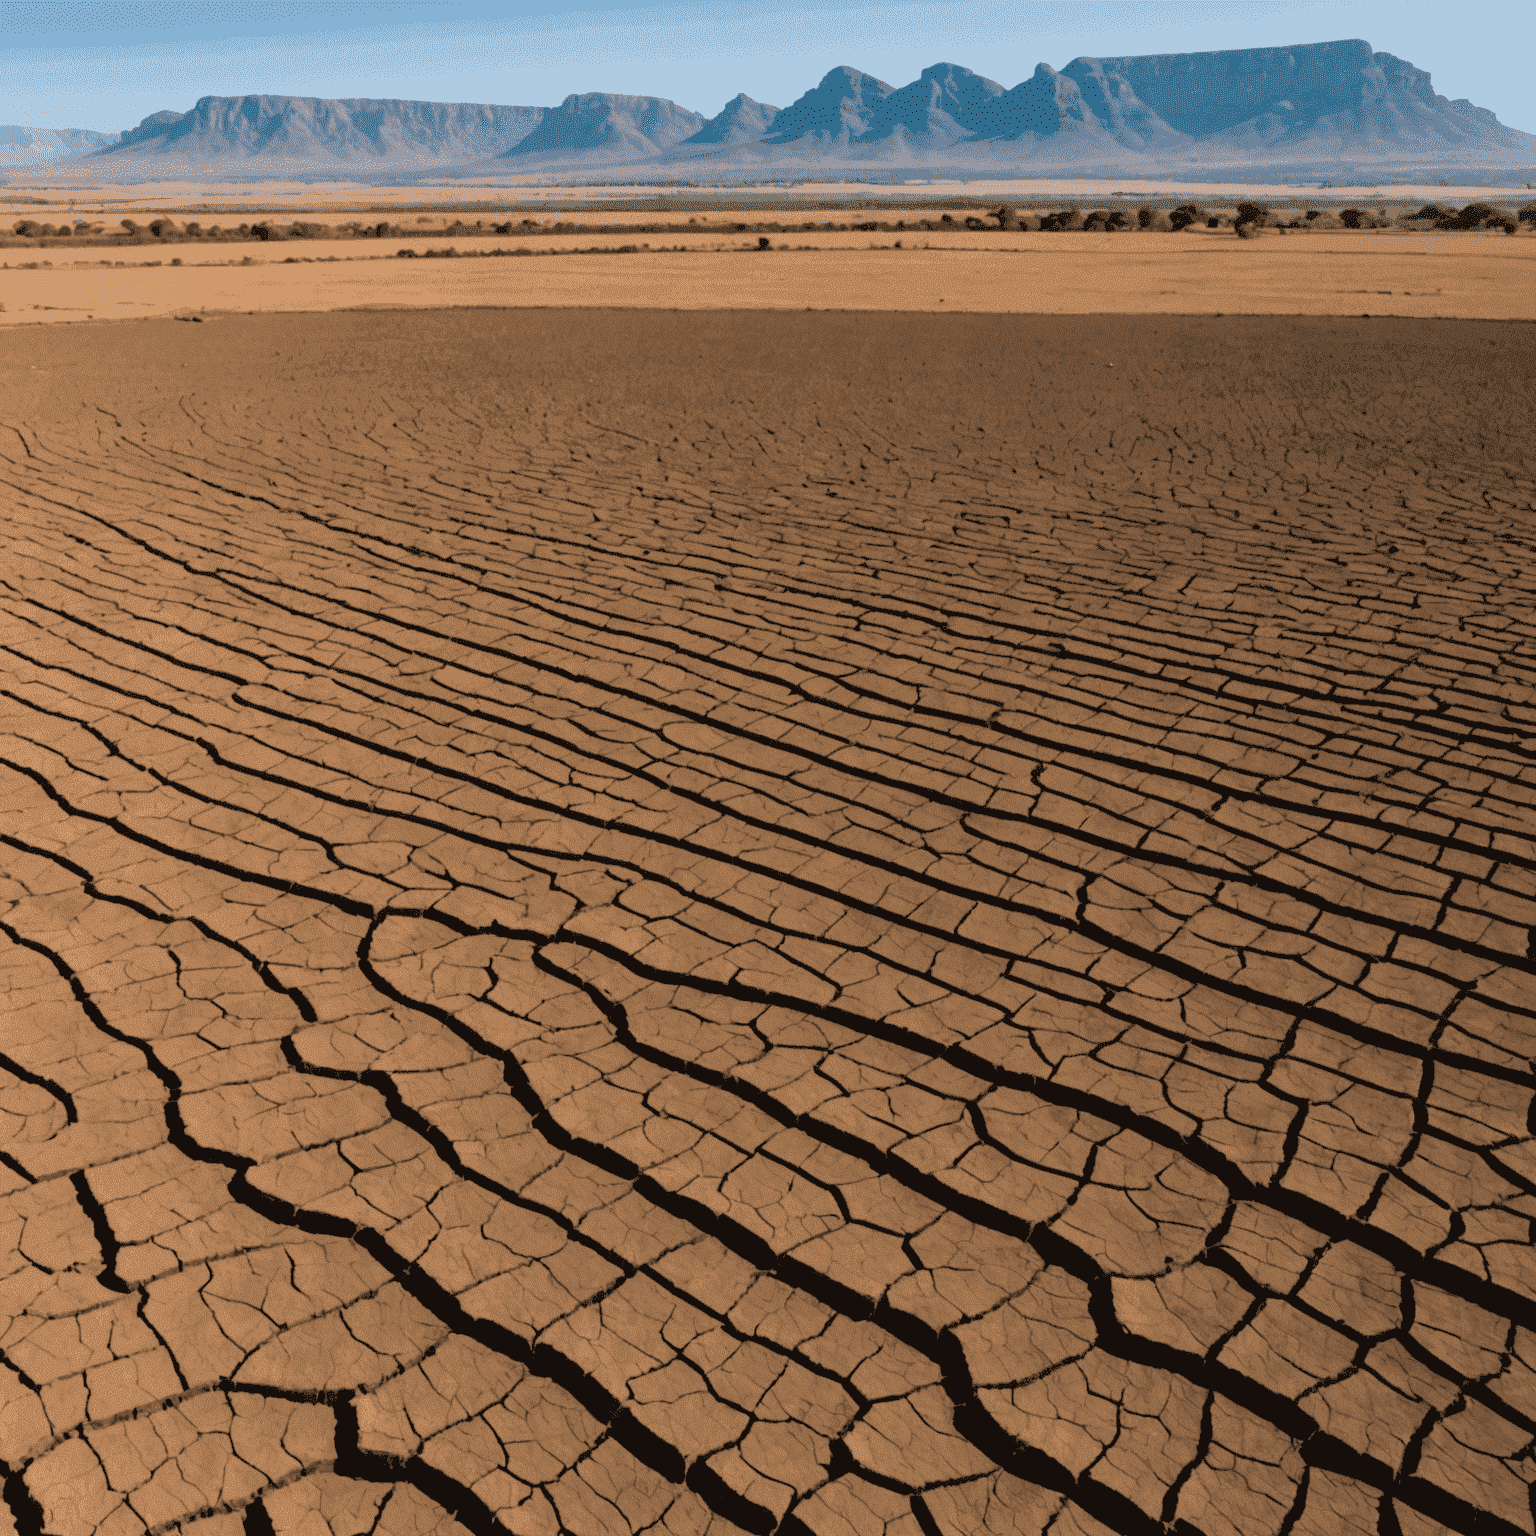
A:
[0,125,118,165]
[763,67,894,144]
[96,95,543,163]
[685,94,780,145]
[504,93,704,160]
[860,63,1006,145]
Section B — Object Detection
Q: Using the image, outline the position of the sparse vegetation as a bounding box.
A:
[1233,202,1269,239]
[1435,202,1500,230]
[2,197,1526,259]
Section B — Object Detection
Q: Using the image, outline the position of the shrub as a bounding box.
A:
[993,204,1018,230]
[148,218,180,237]
[1235,201,1270,228]
[13,219,43,237]
[1519,206,1536,224]
[1137,206,1155,228]
[1339,209,1363,229]
[184,221,201,236]
[1436,202,1499,230]
[1168,204,1202,231]
[1206,217,1220,228]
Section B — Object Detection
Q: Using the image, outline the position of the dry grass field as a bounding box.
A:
[2,308,1535,1536]
[3,228,1534,326]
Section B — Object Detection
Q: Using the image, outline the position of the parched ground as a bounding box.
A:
[1,310,1535,1536]
[3,231,1534,325]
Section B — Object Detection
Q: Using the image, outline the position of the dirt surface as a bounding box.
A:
[2,309,1535,1536]
[9,177,1535,214]
[4,229,1533,325]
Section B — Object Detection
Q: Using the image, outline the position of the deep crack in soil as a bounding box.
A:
[1,310,1534,1536]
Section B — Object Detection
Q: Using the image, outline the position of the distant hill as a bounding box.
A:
[502,93,703,160]
[97,95,543,164]
[685,94,780,146]
[0,125,118,165]
[18,39,1535,180]
[762,67,894,145]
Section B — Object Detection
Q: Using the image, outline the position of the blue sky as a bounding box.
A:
[5,0,1531,133]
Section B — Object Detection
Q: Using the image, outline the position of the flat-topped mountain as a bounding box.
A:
[23,39,1535,177]
[97,95,544,163]
[1047,39,1535,156]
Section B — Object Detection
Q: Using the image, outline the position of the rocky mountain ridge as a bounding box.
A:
[0,124,120,165]
[92,94,545,164]
[10,39,1533,176]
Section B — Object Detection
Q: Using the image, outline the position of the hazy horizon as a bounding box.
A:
[5,0,1532,135]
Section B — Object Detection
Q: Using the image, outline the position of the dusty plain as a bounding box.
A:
[6,177,1536,215]
[2,305,1536,1536]
[4,227,1534,325]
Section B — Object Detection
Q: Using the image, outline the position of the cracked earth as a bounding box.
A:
[1,309,1534,1536]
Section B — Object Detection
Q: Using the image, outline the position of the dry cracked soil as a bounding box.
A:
[1,308,1535,1536]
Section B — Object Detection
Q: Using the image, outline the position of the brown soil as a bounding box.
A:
[2,309,1535,1536]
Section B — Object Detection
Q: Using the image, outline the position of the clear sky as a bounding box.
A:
[5,0,1531,134]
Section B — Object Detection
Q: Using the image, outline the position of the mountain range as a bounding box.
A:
[0,124,119,166]
[6,40,1533,178]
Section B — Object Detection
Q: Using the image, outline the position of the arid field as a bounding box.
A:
[4,226,1534,326]
[2,308,1535,1536]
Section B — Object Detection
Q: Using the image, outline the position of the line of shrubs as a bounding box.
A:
[9,202,1533,247]
[1403,202,1529,232]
